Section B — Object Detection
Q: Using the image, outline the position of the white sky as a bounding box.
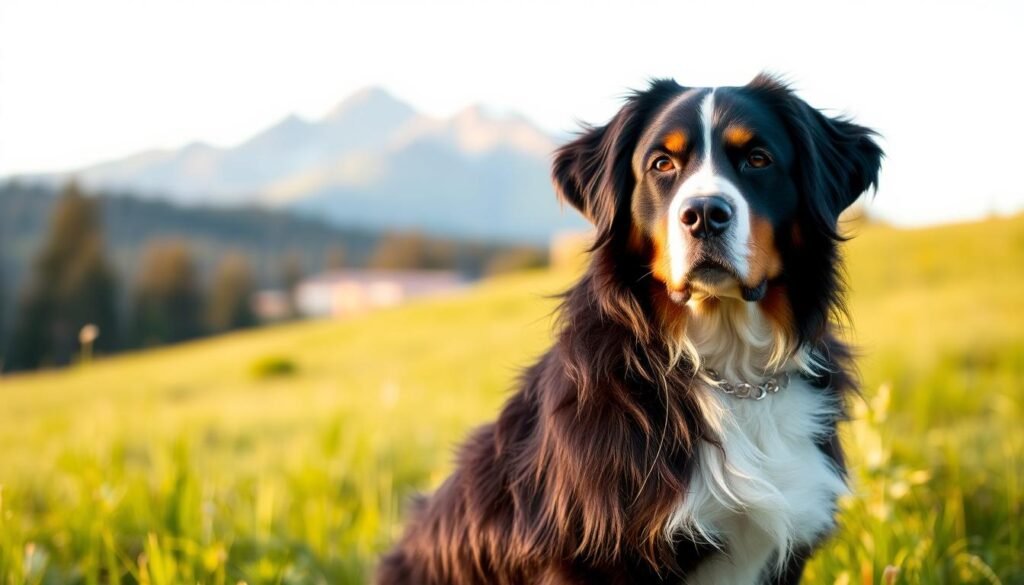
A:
[1,0,1022,226]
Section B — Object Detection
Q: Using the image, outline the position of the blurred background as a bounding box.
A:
[0,1,1021,583]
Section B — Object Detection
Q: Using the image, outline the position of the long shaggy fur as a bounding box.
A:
[377,74,881,584]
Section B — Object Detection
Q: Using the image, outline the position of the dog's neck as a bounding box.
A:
[679,295,817,383]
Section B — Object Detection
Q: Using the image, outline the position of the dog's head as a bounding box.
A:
[554,74,882,361]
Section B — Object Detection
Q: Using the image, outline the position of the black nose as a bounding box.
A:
[680,196,734,239]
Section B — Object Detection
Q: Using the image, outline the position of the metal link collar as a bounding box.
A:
[703,369,791,401]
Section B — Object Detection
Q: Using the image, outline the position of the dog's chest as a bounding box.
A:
[667,377,847,584]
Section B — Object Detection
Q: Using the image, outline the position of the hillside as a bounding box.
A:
[25,88,586,241]
[0,215,1021,583]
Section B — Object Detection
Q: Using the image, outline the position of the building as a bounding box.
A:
[294,270,466,318]
[251,290,293,322]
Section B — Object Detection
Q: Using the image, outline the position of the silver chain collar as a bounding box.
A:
[703,369,791,401]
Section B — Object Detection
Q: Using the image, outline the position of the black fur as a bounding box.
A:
[378,74,882,584]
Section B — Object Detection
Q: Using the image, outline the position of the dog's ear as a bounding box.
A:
[552,80,683,238]
[793,105,883,234]
[551,109,635,235]
[748,74,883,237]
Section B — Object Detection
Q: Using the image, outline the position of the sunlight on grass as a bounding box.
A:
[1,217,1022,584]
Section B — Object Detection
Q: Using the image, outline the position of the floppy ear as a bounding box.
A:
[552,79,684,238]
[794,104,883,233]
[551,108,637,236]
[748,73,883,236]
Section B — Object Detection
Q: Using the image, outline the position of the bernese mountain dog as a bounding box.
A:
[378,73,883,584]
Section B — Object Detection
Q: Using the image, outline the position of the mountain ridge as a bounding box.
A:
[32,87,584,241]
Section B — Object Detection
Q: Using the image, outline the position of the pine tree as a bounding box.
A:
[483,246,547,276]
[206,252,256,333]
[0,262,7,371]
[369,232,454,270]
[6,181,120,370]
[279,251,304,319]
[323,245,346,271]
[132,240,205,346]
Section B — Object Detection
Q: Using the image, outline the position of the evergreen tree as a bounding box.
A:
[206,252,256,333]
[0,262,7,371]
[6,181,120,370]
[279,251,304,318]
[369,232,454,270]
[132,240,205,346]
[483,246,547,276]
[323,245,346,271]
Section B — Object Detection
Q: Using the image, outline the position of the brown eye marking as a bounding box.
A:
[746,147,773,169]
[724,125,754,147]
[662,131,687,154]
[653,156,675,172]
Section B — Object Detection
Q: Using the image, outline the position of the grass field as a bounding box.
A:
[1,215,1022,584]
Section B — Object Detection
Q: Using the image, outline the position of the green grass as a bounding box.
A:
[1,215,1022,584]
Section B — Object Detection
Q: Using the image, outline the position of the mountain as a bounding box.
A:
[41,88,584,242]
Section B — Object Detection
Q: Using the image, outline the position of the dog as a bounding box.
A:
[377,73,882,584]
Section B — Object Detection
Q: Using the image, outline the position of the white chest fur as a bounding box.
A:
[666,376,847,585]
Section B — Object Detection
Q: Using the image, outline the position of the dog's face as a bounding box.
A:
[631,87,799,302]
[553,74,882,343]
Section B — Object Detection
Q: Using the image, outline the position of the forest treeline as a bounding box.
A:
[0,181,547,372]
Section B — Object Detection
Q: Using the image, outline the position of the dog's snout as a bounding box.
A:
[680,196,734,239]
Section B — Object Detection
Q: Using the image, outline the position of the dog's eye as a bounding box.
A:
[746,148,773,169]
[653,156,675,172]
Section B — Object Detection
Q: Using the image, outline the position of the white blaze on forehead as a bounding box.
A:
[666,89,753,288]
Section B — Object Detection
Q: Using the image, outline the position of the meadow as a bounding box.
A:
[1,215,1022,584]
